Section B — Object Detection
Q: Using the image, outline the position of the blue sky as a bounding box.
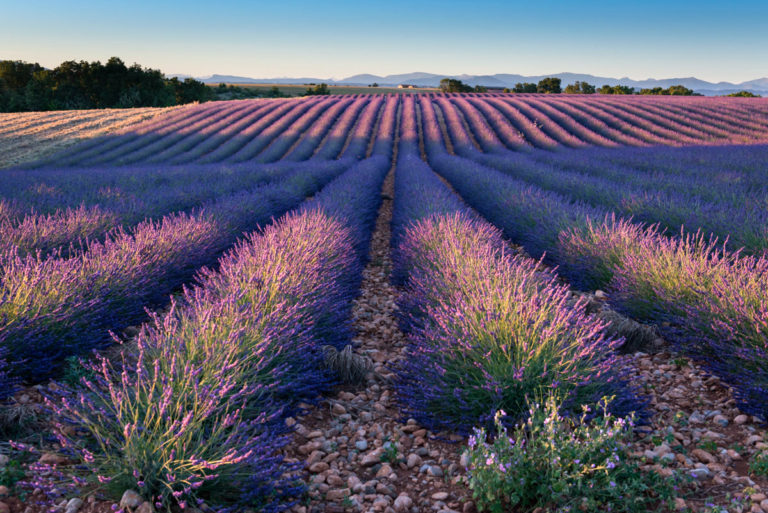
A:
[2,0,767,82]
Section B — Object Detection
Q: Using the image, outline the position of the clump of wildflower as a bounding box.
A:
[464,394,679,513]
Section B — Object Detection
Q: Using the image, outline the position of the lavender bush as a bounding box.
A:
[48,156,390,510]
[0,160,351,393]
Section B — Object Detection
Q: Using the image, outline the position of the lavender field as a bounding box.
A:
[4,93,768,513]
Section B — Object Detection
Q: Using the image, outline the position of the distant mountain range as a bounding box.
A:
[169,72,768,96]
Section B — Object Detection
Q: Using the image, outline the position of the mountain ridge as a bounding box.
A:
[170,72,768,96]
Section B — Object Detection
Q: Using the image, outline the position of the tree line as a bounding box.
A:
[440,77,758,97]
[0,57,213,112]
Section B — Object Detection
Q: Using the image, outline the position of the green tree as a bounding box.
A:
[666,84,696,95]
[537,77,561,94]
[512,82,537,93]
[564,81,595,94]
[439,78,473,93]
[0,57,209,112]
[639,85,696,96]
[727,90,761,97]
[599,84,635,95]
[304,83,331,96]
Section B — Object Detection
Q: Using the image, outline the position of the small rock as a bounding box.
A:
[407,453,422,468]
[735,414,749,425]
[376,463,393,478]
[361,450,382,467]
[120,489,143,510]
[713,415,729,427]
[393,495,412,512]
[309,462,329,473]
[38,452,68,465]
[689,467,711,479]
[307,430,324,439]
[0,455,8,467]
[355,440,369,451]
[348,475,364,492]
[752,493,767,502]
[644,449,658,460]
[427,465,443,477]
[702,430,723,440]
[0,502,9,513]
[332,403,346,415]
[460,452,470,468]
[325,488,350,502]
[65,498,84,513]
[674,498,686,510]
[692,449,717,464]
[761,499,768,512]
[0,487,7,498]
[136,502,154,513]
[463,501,475,513]
[432,492,449,501]
[373,497,390,511]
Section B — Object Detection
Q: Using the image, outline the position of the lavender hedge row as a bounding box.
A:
[283,97,354,161]
[27,102,218,168]
[426,151,768,421]
[0,159,351,391]
[137,102,270,166]
[77,103,241,167]
[312,96,372,160]
[336,96,385,160]
[390,155,641,434]
[196,100,304,164]
[471,150,768,253]
[253,98,338,163]
[0,160,329,257]
[168,100,285,164]
[48,157,388,511]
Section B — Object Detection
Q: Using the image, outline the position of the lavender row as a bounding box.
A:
[312,96,375,160]
[336,95,386,160]
[390,153,640,434]
[425,151,768,422]
[0,159,351,389]
[471,150,768,253]
[282,97,356,161]
[253,98,339,163]
[425,95,768,252]
[47,156,389,511]
[0,160,332,257]
[197,100,309,163]
[168,100,287,164]
[68,102,243,167]
[26,102,219,168]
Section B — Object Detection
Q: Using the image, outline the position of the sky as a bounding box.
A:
[2,0,767,83]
